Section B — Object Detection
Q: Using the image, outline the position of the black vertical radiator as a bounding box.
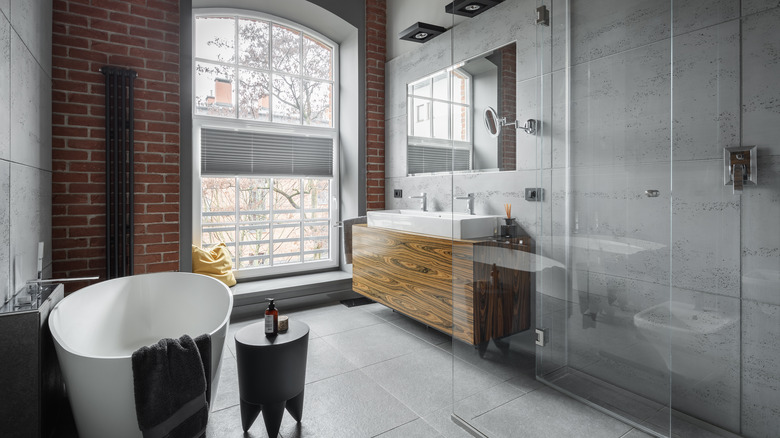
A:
[100,66,137,279]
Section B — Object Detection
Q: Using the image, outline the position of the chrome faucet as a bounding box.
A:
[409,193,427,211]
[454,193,474,215]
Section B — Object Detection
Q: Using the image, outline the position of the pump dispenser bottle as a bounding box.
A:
[265,298,278,337]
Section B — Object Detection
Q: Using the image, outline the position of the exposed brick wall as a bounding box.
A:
[51,0,180,289]
[365,0,386,211]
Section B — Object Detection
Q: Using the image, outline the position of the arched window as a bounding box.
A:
[193,11,339,279]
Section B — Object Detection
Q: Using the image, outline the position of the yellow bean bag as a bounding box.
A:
[192,243,236,287]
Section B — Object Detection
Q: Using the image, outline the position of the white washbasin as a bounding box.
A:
[367,209,499,239]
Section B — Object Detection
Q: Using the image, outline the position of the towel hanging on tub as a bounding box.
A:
[132,334,211,438]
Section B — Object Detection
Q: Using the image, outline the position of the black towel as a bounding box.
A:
[132,334,211,438]
[343,216,367,264]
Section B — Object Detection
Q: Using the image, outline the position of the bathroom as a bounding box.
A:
[0,0,778,437]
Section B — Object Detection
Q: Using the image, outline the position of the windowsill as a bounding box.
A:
[230,270,353,309]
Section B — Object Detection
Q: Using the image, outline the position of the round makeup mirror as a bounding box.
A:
[484,106,501,138]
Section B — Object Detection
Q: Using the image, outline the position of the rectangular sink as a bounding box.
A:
[367,209,499,239]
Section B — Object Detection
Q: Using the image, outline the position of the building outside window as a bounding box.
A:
[193,11,339,279]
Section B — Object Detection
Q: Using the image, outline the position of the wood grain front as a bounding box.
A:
[352,225,459,338]
[352,225,530,346]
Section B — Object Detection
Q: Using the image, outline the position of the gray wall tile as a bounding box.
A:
[0,15,8,161]
[0,161,8,304]
[742,299,780,438]
[673,0,739,35]
[742,7,780,157]
[9,0,51,75]
[9,164,51,294]
[9,33,51,171]
[741,0,780,16]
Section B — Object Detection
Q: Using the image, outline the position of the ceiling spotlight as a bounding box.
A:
[399,22,447,43]
[445,0,503,18]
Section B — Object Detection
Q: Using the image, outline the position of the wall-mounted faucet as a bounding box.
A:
[454,193,474,215]
[409,193,427,211]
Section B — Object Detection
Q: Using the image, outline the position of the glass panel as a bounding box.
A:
[272,74,302,124]
[238,69,270,121]
[410,98,431,137]
[272,178,301,221]
[195,16,235,63]
[238,178,269,221]
[432,71,448,100]
[272,224,301,265]
[451,104,468,142]
[272,24,301,75]
[303,222,329,261]
[411,78,431,98]
[238,224,269,269]
[195,62,236,117]
[302,80,332,127]
[451,70,469,104]
[303,34,331,80]
[432,101,449,139]
[302,179,329,219]
[201,177,235,224]
[238,18,269,69]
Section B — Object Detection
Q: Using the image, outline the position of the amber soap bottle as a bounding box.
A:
[265,298,278,337]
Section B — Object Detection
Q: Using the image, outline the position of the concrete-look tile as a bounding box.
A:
[9,0,51,74]
[452,337,537,382]
[0,161,8,304]
[672,20,740,161]
[0,16,9,161]
[385,115,406,178]
[741,156,780,306]
[621,429,656,438]
[287,304,385,337]
[642,408,723,438]
[278,370,417,438]
[212,354,240,412]
[742,6,780,156]
[0,0,7,19]
[422,406,475,438]
[364,345,502,417]
[741,299,780,438]
[207,404,279,437]
[470,386,633,438]
[9,32,50,171]
[742,0,780,15]
[453,381,527,421]
[358,302,403,322]
[388,315,451,346]
[321,322,430,368]
[304,337,358,384]
[374,418,443,438]
[673,0,739,36]
[570,0,671,66]
[9,163,50,294]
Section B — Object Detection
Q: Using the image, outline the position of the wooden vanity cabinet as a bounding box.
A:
[352,224,530,345]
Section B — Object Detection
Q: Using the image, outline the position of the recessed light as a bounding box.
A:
[398,22,448,43]
[465,4,481,11]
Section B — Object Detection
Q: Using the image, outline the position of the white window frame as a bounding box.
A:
[192,9,340,280]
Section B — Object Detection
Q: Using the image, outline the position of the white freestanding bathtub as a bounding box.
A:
[49,272,233,438]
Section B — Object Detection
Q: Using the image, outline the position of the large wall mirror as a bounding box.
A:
[406,42,516,175]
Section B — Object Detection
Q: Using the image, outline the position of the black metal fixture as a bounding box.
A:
[445,0,503,18]
[398,22,448,43]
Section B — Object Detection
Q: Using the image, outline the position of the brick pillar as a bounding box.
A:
[52,0,181,290]
[365,0,386,211]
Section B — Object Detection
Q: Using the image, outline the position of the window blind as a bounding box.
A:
[201,128,334,177]
[407,145,471,174]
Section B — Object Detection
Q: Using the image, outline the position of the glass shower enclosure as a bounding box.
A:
[450,1,780,437]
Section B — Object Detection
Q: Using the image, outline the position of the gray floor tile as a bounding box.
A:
[470,386,633,438]
[305,337,359,384]
[363,346,502,417]
[359,302,404,322]
[642,409,723,438]
[451,338,536,382]
[422,406,475,438]
[321,322,431,368]
[453,381,527,421]
[212,354,240,412]
[621,428,656,438]
[207,404,280,437]
[374,418,443,438]
[389,315,452,346]
[288,305,386,337]
[278,370,417,438]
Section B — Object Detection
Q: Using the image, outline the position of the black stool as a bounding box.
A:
[234,320,309,437]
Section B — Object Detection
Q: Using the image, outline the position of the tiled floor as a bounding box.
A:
[208,301,653,438]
